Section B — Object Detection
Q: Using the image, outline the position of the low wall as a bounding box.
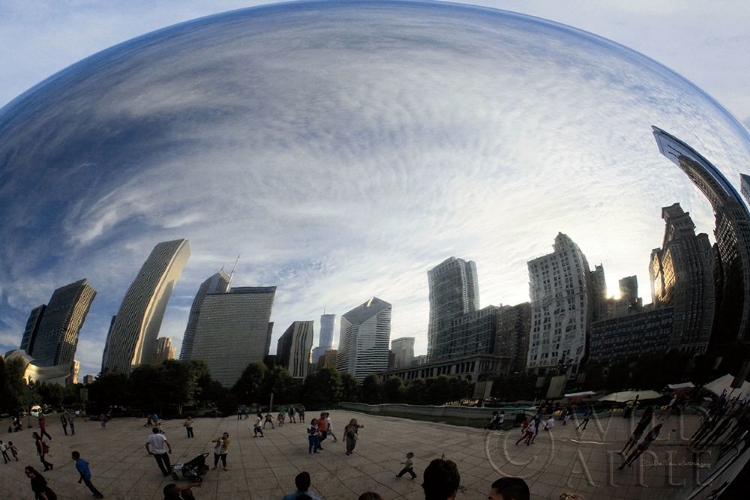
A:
[339,402,534,422]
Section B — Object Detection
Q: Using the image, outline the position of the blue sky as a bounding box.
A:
[1,1,749,379]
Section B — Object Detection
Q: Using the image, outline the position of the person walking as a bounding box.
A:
[317,413,328,449]
[577,407,592,431]
[211,432,231,471]
[563,407,572,426]
[298,406,306,423]
[25,466,57,500]
[253,414,264,438]
[289,406,297,424]
[38,415,53,441]
[344,419,364,456]
[308,419,321,454]
[184,417,194,438]
[34,432,53,471]
[66,411,75,436]
[325,413,337,443]
[396,452,417,479]
[619,415,653,456]
[72,451,105,498]
[98,414,107,430]
[7,441,19,461]
[264,413,275,429]
[0,440,10,463]
[146,427,173,477]
[516,418,532,446]
[619,424,662,469]
[60,415,68,436]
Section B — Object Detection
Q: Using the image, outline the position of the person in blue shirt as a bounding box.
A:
[72,451,105,498]
[282,472,320,500]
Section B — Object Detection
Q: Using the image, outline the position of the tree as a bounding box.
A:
[4,357,27,411]
[406,378,426,405]
[383,376,405,403]
[340,372,360,402]
[36,382,65,407]
[425,375,451,405]
[232,362,268,404]
[301,367,342,409]
[262,366,297,404]
[362,374,383,404]
[88,372,129,410]
[448,377,472,403]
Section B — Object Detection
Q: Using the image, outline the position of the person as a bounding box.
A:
[308,418,321,454]
[0,440,10,463]
[60,414,68,436]
[38,414,53,441]
[344,419,364,455]
[13,415,24,432]
[25,466,57,500]
[278,411,285,427]
[358,493,384,500]
[8,441,19,461]
[563,407,572,426]
[282,471,321,500]
[145,414,154,427]
[289,406,297,424]
[212,432,231,471]
[577,407,592,431]
[264,413,275,429]
[422,458,460,500]
[66,411,76,436]
[619,424,662,469]
[396,451,417,479]
[544,415,555,431]
[317,413,328,448]
[298,405,306,423]
[99,414,107,430]
[254,413,264,438]
[487,477,530,500]
[559,494,585,500]
[164,483,202,500]
[516,419,534,446]
[146,427,173,477]
[325,413,337,443]
[34,432,53,471]
[72,451,105,498]
[184,416,194,438]
[658,396,677,420]
[485,411,500,430]
[619,410,653,456]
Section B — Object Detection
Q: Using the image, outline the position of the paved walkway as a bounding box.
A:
[0,411,738,499]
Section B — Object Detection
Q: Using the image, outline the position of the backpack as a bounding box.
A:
[41,441,50,454]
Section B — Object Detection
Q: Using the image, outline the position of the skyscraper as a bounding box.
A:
[496,302,531,374]
[618,276,642,314]
[311,313,335,363]
[337,297,392,381]
[653,127,750,346]
[180,270,231,361]
[20,304,46,356]
[589,264,608,322]
[102,239,190,374]
[527,233,592,375]
[154,337,177,364]
[277,321,314,379]
[31,279,97,367]
[649,203,715,353]
[190,286,276,387]
[391,337,415,369]
[427,257,479,361]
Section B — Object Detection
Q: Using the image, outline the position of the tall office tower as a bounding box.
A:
[102,239,190,374]
[427,257,480,361]
[71,360,80,385]
[653,127,750,345]
[589,264,608,322]
[619,276,642,313]
[527,233,592,375]
[447,305,498,359]
[32,279,97,367]
[649,204,715,353]
[180,270,231,361]
[190,286,276,388]
[391,337,415,369]
[311,313,336,363]
[496,302,531,373]
[83,374,95,385]
[20,305,46,356]
[277,321,314,379]
[337,297,392,381]
[154,337,177,364]
[741,174,750,205]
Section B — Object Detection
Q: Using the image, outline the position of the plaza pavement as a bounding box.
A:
[0,410,725,500]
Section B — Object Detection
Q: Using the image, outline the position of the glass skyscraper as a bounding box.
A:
[337,297,391,381]
[180,270,231,361]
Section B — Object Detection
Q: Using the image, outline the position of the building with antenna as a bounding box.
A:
[311,312,335,363]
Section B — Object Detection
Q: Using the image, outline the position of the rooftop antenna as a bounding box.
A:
[228,254,240,288]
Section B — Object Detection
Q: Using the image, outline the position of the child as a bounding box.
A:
[99,414,107,430]
[396,452,417,479]
[7,441,19,461]
[277,412,285,427]
[263,413,275,429]
[0,440,9,463]
[544,415,555,431]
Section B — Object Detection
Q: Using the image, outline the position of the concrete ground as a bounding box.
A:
[0,410,734,499]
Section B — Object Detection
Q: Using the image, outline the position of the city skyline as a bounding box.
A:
[2,1,750,378]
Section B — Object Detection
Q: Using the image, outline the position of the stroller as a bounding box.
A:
[172,452,210,482]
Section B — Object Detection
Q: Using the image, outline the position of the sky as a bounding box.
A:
[1,1,749,379]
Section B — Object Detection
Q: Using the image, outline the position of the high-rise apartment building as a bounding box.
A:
[337,297,392,381]
[446,305,498,359]
[653,127,750,346]
[154,337,177,364]
[311,313,335,363]
[649,204,715,353]
[427,257,480,361]
[20,305,46,356]
[190,286,276,388]
[391,337,415,369]
[31,279,97,367]
[527,233,592,375]
[496,302,531,374]
[180,270,231,361]
[102,239,190,374]
[277,321,314,379]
